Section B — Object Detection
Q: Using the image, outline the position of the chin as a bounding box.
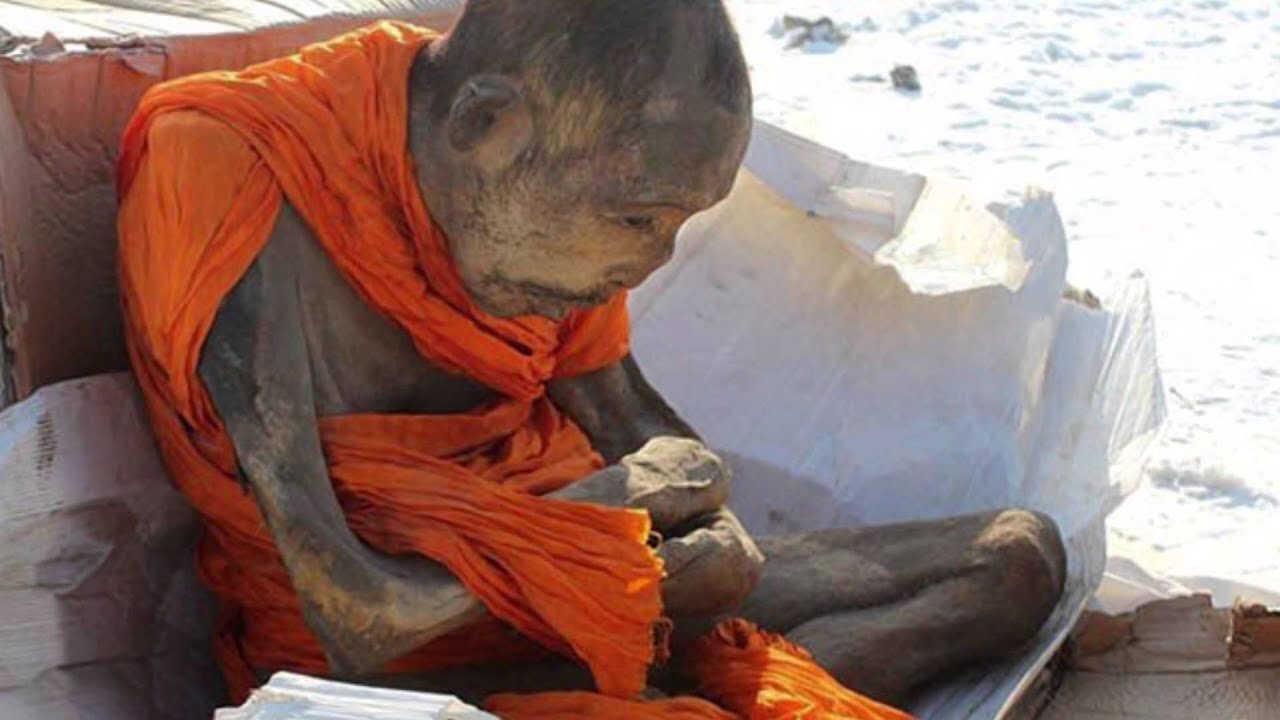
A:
[472,291,562,321]
[531,295,616,321]
[467,279,610,321]
[468,293,518,319]
[529,299,575,321]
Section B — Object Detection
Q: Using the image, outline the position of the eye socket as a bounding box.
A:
[618,215,657,233]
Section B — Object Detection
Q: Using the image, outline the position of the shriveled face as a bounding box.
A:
[443,105,749,319]
[412,0,752,319]
[409,0,747,316]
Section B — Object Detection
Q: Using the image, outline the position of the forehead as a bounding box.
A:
[559,103,750,207]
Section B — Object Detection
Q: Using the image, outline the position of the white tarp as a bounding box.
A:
[630,121,1166,717]
[0,125,1165,718]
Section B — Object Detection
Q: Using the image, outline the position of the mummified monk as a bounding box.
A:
[117,1,1065,717]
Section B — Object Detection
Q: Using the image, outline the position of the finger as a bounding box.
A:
[547,464,629,507]
[659,510,764,617]
[622,437,731,530]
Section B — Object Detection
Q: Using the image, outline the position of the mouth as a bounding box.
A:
[474,265,638,318]
[512,280,625,308]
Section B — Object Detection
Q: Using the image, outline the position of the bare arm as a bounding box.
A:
[548,354,698,463]
[199,215,485,678]
[548,356,741,539]
[550,356,764,619]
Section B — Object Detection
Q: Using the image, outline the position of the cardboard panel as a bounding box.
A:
[0,1,462,402]
[0,77,28,404]
[0,374,223,719]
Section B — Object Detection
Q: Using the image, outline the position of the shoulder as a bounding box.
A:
[118,109,267,231]
[141,110,256,170]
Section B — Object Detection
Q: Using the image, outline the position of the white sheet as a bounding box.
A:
[629,121,1165,717]
[215,673,495,720]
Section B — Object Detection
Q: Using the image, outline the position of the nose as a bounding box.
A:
[648,210,690,269]
[646,235,676,275]
[635,230,678,282]
[609,235,675,290]
[610,208,690,286]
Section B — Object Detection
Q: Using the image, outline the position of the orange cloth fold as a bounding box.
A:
[487,691,737,720]
[689,620,916,720]
[117,20,911,720]
[486,618,914,720]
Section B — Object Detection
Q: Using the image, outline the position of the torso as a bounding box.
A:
[216,201,691,466]
[271,203,498,417]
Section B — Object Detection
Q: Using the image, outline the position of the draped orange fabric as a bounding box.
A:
[485,619,914,720]
[117,20,912,720]
[689,620,915,720]
[487,691,737,720]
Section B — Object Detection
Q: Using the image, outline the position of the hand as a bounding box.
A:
[658,507,764,618]
[550,437,761,617]
[303,550,485,678]
[620,436,732,532]
[551,436,731,533]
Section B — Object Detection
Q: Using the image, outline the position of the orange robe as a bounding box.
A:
[116,20,912,720]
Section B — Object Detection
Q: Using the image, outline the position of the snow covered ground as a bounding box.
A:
[726,0,1280,595]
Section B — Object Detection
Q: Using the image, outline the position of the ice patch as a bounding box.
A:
[1129,82,1171,97]
[1148,458,1276,509]
[767,15,850,53]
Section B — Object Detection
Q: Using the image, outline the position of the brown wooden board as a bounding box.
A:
[0,1,462,404]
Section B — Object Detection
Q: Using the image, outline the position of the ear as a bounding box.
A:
[446,74,533,172]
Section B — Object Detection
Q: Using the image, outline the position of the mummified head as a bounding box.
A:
[411,0,752,319]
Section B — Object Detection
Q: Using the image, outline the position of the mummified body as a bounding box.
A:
[118,0,1066,711]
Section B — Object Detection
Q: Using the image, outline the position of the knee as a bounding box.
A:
[977,509,1067,639]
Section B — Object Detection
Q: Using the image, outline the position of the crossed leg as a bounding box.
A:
[735,509,1066,704]
[380,509,1065,707]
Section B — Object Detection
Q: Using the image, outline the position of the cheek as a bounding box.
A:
[474,192,661,290]
[534,219,629,284]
